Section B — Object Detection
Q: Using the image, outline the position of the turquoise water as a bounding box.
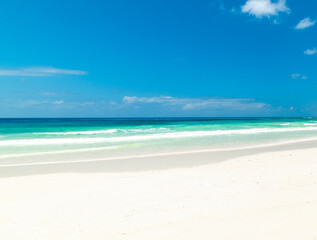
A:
[1,118,317,165]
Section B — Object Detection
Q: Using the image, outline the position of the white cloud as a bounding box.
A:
[23,100,45,106]
[0,67,87,76]
[292,73,307,79]
[25,100,65,106]
[123,96,267,111]
[123,96,173,104]
[241,0,289,18]
[294,17,316,30]
[52,100,64,105]
[304,48,317,55]
[3,99,66,108]
[3,99,97,110]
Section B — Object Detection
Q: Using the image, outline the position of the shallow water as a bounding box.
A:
[1,118,317,165]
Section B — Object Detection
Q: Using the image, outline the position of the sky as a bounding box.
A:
[0,0,316,118]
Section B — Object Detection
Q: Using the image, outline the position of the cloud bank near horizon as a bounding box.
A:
[123,96,268,111]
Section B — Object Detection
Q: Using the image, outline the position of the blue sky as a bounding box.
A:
[0,0,316,117]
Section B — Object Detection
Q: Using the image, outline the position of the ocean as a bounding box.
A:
[1,118,317,166]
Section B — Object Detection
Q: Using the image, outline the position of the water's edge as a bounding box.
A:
[1,138,316,178]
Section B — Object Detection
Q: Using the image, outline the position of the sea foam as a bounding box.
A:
[2,127,317,147]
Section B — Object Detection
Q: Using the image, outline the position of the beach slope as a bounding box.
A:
[1,144,317,240]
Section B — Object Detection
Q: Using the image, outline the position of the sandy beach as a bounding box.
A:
[1,0,317,238]
[1,141,317,240]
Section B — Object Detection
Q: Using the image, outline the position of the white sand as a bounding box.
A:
[1,145,317,239]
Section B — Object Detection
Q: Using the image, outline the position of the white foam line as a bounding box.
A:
[32,128,170,135]
[2,127,317,147]
[1,137,317,168]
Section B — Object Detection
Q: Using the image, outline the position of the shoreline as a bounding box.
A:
[1,138,317,178]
